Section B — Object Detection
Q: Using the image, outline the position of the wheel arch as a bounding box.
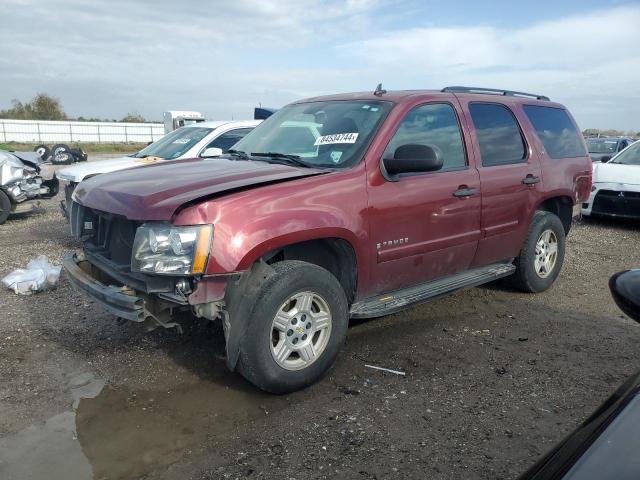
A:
[535,195,574,235]
[260,237,358,304]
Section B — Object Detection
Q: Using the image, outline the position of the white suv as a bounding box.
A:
[58,120,261,216]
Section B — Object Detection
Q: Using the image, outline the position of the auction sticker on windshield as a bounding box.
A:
[173,138,191,144]
[314,133,359,146]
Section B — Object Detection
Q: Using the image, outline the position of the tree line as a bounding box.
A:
[0,93,150,123]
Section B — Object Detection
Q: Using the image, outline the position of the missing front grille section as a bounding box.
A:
[85,208,140,265]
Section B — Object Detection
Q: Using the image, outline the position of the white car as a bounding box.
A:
[581,140,640,220]
[57,120,261,216]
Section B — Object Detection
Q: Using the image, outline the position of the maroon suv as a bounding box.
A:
[64,86,592,393]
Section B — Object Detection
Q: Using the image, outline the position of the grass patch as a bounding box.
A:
[1,142,147,154]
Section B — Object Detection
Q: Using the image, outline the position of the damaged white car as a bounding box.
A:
[0,151,59,224]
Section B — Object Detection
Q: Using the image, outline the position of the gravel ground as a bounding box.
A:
[1,167,639,479]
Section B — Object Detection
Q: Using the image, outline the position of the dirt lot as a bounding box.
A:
[1,168,639,479]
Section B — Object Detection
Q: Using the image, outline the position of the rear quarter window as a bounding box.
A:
[523,105,586,159]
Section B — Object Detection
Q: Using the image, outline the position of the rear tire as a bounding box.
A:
[0,190,12,225]
[512,211,566,293]
[237,260,349,394]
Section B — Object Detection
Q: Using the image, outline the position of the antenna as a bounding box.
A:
[373,83,387,97]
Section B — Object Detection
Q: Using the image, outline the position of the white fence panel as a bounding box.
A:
[0,119,165,143]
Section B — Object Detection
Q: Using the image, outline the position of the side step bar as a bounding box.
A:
[350,263,515,319]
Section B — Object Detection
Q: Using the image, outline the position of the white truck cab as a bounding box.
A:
[163,111,205,134]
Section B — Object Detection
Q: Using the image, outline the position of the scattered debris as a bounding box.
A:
[495,366,508,375]
[471,329,491,336]
[364,364,406,376]
[2,255,61,294]
[341,387,361,396]
[518,337,529,342]
[269,444,283,455]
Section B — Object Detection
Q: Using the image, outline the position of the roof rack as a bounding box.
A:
[441,86,550,101]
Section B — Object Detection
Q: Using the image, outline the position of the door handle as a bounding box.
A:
[453,186,478,198]
[522,174,541,185]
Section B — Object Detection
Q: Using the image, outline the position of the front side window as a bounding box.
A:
[383,103,466,172]
[231,100,392,168]
[205,128,254,153]
[132,127,214,160]
[469,103,527,167]
[523,105,586,159]
[610,141,640,166]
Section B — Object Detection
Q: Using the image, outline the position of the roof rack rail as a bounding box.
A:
[441,86,550,101]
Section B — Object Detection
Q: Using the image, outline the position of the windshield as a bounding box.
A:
[132,127,213,160]
[587,139,618,154]
[610,141,640,165]
[230,100,392,168]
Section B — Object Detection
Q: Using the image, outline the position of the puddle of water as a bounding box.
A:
[0,372,284,480]
[0,371,104,480]
[76,379,280,479]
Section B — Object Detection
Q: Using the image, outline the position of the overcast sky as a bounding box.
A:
[2,0,639,130]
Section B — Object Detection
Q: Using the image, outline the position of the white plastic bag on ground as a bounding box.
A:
[2,255,62,295]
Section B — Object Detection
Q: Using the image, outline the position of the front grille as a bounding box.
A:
[90,213,138,265]
[592,190,640,218]
[71,201,139,266]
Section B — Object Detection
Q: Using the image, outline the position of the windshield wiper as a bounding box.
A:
[250,152,311,168]
[227,149,249,160]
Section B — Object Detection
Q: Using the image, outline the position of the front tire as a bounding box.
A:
[512,211,566,293]
[237,261,348,394]
[0,190,11,224]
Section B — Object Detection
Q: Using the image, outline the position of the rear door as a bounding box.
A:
[455,99,543,266]
[366,101,481,294]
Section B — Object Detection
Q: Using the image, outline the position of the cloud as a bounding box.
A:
[340,5,640,129]
[0,1,638,130]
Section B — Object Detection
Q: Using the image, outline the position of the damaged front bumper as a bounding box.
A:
[63,251,232,330]
[63,252,146,322]
[3,175,59,212]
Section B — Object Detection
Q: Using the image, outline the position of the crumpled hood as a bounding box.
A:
[73,157,325,220]
[593,162,640,186]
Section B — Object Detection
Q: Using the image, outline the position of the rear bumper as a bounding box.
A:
[62,252,146,322]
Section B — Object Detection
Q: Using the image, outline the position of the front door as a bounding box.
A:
[366,102,482,295]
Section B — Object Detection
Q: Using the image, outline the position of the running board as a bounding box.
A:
[350,263,515,319]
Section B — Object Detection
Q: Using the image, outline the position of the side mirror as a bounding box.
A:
[382,144,443,179]
[609,270,640,323]
[601,155,612,163]
[201,147,223,158]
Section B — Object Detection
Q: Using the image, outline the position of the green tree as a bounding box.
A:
[0,93,67,120]
[121,112,145,123]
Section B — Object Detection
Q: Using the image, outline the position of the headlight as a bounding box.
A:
[131,223,213,275]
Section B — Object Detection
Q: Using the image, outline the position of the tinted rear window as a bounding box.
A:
[523,105,586,159]
[469,103,527,167]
